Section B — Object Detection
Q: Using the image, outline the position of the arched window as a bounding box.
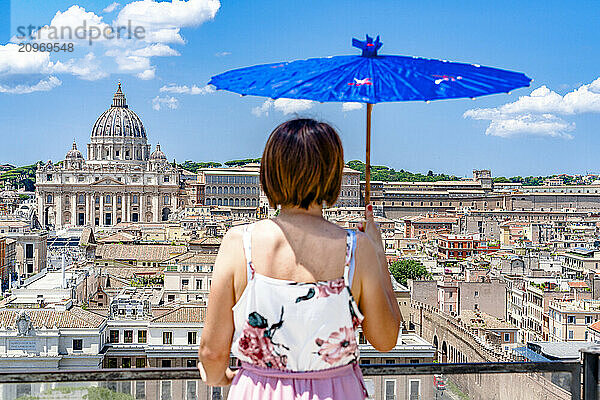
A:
[240,187,245,195]
[78,194,85,204]
[224,198,229,206]
[218,187,222,194]
[235,187,239,194]
[105,194,112,203]
[235,198,239,206]
[47,194,53,203]
[252,199,257,207]
[218,199,222,206]
[241,199,246,206]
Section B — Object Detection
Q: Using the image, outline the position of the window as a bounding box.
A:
[474,291,479,297]
[161,359,172,368]
[136,358,146,368]
[161,380,172,400]
[586,316,593,325]
[122,358,131,368]
[109,330,119,343]
[46,194,53,203]
[124,330,133,343]
[73,339,83,351]
[138,330,147,343]
[182,279,189,288]
[568,315,576,324]
[569,330,574,339]
[504,333,511,342]
[132,195,138,204]
[211,387,222,400]
[364,379,375,399]
[25,244,33,258]
[186,359,197,367]
[384,380,395,400]
[46,174,52,181]
[188,331,197,345]
[78,194,85,204]
[409,379,421,400]
[385,359,395,364]
[186,381,197,400]
[107,358,118,368]
[163,331,173,345]
[164,176,170,183]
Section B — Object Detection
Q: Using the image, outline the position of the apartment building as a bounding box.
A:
[549,299,600,341]
[162,251,216,304]
[562,248,600,278]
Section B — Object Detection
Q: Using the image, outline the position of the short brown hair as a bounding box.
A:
[260,119,344,209]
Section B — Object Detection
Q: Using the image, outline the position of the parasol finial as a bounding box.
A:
[352,35,382,57]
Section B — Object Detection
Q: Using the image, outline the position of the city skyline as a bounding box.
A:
[1,1,600,176]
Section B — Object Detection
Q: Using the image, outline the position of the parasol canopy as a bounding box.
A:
[209,35,531,204]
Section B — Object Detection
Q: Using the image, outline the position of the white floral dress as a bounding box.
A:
[231,223,364,372]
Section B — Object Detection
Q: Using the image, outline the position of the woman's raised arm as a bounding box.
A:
[355,205,402,351]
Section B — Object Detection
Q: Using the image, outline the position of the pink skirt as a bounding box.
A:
[228,362,368,400]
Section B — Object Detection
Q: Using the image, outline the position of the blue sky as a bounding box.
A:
[1,0,600,177]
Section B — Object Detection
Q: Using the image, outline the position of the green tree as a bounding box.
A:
[389,259,431,286]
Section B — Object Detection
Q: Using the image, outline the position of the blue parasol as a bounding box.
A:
[209,35,531,204]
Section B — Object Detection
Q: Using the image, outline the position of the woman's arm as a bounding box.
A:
[198,228,244,386]
[355,205,402,352]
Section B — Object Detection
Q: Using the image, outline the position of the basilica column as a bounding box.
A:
[100,194,105,227]
[152,193,159,222]
[38,192,45,228]
[71,194,76,226]
[85,193,91,226]
[112,192,117,225]
[122,193,127,222]
[56,192,63,228]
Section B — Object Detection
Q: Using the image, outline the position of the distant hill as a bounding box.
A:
[346,160,462,182]
[0,163,38,191]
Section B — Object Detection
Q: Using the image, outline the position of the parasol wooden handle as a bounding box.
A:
[365,103,373,208]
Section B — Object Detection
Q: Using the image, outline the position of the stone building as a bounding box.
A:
[197,166,260,217]
[335,167,361,207]
[35,83,181,230]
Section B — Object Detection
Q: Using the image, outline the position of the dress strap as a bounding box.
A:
[242,223,255,281]
[343,230,357,287]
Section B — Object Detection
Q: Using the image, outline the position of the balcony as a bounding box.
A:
[1,351,598,400]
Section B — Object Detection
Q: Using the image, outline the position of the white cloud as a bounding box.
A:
[159,83,215,95]
[342,102,364,112]
[1,1,221,89]
[252,98,316,116]
[27,5,111,44]
[0,44,52,75]
[137,69,155,80]
[116,0,220,44]
[464,78,600,138]
[102,2,121,13]
[51,52,108,80]
[215,51,230,57]
[0,76,62,94]
[152,95,179,110]
[131,44,180,57]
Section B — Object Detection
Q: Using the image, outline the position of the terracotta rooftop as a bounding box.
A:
[568,281,589,289]
[589,320,600,333]
[0,307,105,329]
[151,306,206,323]
[96,244,186,261]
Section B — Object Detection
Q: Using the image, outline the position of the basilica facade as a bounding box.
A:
[36,83,181,229]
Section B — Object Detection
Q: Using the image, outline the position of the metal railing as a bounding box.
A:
[0,355,594,400]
